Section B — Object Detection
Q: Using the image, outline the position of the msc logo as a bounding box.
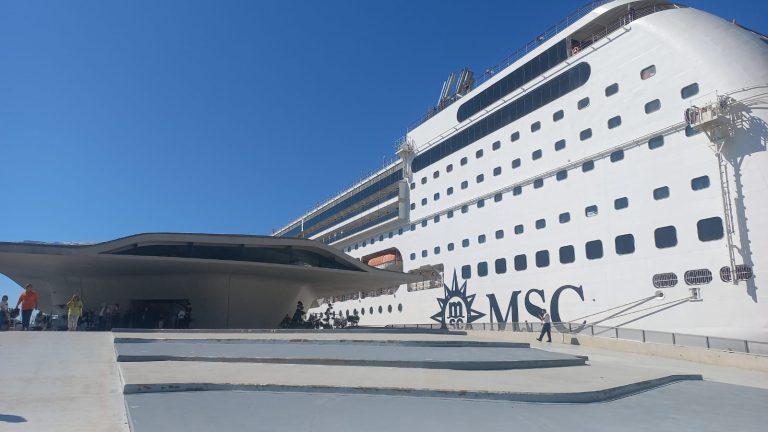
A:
[431,270,485,328]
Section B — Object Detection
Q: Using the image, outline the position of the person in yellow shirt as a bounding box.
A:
[66,294,84,331]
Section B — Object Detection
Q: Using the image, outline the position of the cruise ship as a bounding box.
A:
[274,0,768,341]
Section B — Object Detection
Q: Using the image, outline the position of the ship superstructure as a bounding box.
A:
[275,0,768,341]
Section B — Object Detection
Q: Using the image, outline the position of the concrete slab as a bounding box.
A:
[0,332,129,432]
[124,381,768,432]
[114,339,584,369]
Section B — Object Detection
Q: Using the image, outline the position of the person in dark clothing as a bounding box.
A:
[536,309,552,342]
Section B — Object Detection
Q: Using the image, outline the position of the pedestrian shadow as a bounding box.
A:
[0,414,27,423]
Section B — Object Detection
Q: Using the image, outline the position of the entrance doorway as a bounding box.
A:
[128,299,190,329]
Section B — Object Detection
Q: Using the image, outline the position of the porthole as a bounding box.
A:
[398,304,403,312]
[645,99,661,114]
[605,83,619,96]
[684,269,712,285]
[640,65,656,80]
[653,273,678,288]
[378,306,383,314]
[388,305,393,313]
[361,308,365,315]
[720,266,732,283]
[553,110,564,122]
[369,307,374,315]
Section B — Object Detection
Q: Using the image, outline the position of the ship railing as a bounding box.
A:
[386,322,768,356]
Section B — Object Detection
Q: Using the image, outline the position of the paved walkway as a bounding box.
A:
[0,332,129,432]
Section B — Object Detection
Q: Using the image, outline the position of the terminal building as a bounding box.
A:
[0,233,417,328]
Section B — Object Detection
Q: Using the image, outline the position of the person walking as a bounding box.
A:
[66,294,84,331]
[15,284,38,331]
[536,308,552,342]
[1,295,9,330]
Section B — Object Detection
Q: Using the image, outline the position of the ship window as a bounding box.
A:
[641,65,656,80]
[585,240,603,260]
[461,180,469,190]
[410,182,416,190]
[645,99,661,114]
[653,186,670,200]
[610,149,624,162]
[421,220,427,227]
[615,234,635,255]
[577,97,590,110]
[434,246,441,255]
[495,230,504,239]
[421,198,427,206]
[361,308,365,315]
[388,305,392,313]
[476,174,484,183]
[534,178,544,189]
[433,192,440,201]
[379,235,384,241]
[532,149,542,160]
[370,307,374,315]
[398,304,403,312]
[556,170,568,181]
[421,177,427,185]
[512,158,522,169]
[681,83,699,99]
[433,171,440,179]
[614,197,628,210]
[410,203,416,210]
[461,205,469,214]
[720,266,731,283]
[477,199,485,208]
[608,115,622,129]
[531,121,541,132]
[580,128,592,141]
[514,254,528,271]
[433,215,440,223]
[559,245,575,264]
[555,139,566,151]
[494,193,503,202]
[462,265,471,279]
[536,250,550,268]
[585,205,598,217]
[478,234,486,244]
[536,218,546,229]
[655,226,678,249]
[582,160,594,172]
[410,224,416,231]
[448,242,455,251]
[447,187,454,195]
[421,249,427,258]
[691,175,710,190]
[493,166,502,176]
[462,239,470,248]
[476,149,484,159]
[697,217,724,242]
[648,135,664,150]
[559,212,570,223]
[461,157,468,166]
[685,125,700,137]
[355,243,359,250]
[398,228,403,235]
[653,273,678,288]
[735,265,754,281]
[513,186,522,196]
[605,83,619,96]
[447,210,454,218]
[553,110,564,122]
[478,262,488,277]
[492,141,501,151]
[446,164,453,173]
[514,224,524,234]
[511,131,520,142]
[495,258,507,274]
[409,253,416,260]
[684,268,712,285]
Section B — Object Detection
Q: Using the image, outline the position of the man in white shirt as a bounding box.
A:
[536,309,552,342]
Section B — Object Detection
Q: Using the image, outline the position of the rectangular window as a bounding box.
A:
[654,226,677,248]
[421,220,427,227]
[681,83,699,99]
[433,215,440,223]
[462,239,470,248]
[615,234,635,255]
[514,224,524,234]
[476,149,484,159]
[478,262,488,277]
[691,176,710,190]
[461,157,468,166]
[494,193,503,202]
[433,170,440,179]
[531,121,541,132]
[553,110,564,122]
[447,210,454,218]
[512,158,521,169]
[580,128,592,141]
[492,141,501,151]
[434,246,441,255]
[614,197,628,210]
[578,97,590,110]
[607,115,622,129]
[410,253,416,260]
[495,258,507,274]
[645,99,661,114]
[447,242,455,251]
[532,149,542,160]
[461,205,469,214]
[433,192,440,201]
[446,164,453,173]
[582,160,595,172]
[511,131,520,142]
[536,218,546,229]
[641,65,656,80]
[556,170,568,181]
[648,135,664,150]
[461,265,472,279]
[559,212,570,223]
[476,174,484,183]
[447,187,454,195]
[533,178,544,189]
[697,217,724,242]
[585,240,603,260]
[514,254,527,271]
[478,234,486,244]
[477,199,485,208]
[535,250,550,268]
[653,186,670,200]
[610,149,624,162]
[585,205,598,217]
[554,139,566,151]
[605,83,619,96]
[461,180,468,190]
[513,186,522,196]
[559,245,575,264]
[421,250,427,257]
[495,229,504,239]
[493,166,502,176]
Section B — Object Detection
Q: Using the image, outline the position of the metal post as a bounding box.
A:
[672,332,677,346]
[642,330,646,343]
[745,340,750,354]
[590,325,594,336]
[614,327,619,339]
[705,336,710,349]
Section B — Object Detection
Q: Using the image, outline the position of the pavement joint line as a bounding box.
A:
[115,355,587,370]
[113,338,530,348]
[121,374,703,404]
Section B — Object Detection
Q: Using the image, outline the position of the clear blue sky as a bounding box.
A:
[1,0,765,302]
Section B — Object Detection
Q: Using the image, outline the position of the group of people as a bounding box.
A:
[278,301,359,329]
[0,284,85,331]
